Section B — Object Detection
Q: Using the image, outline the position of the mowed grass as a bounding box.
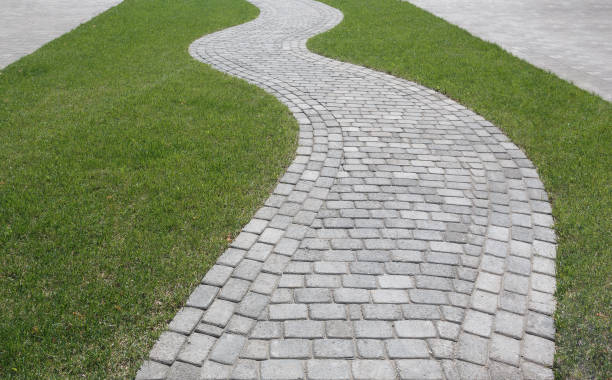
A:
[308,0,611,378]
[0,0,297,378]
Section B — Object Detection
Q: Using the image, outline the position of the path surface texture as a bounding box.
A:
[406,0,612,102]
[138,0,557,378]
[0,0,122,69]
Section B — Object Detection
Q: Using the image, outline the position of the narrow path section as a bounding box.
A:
[138,0,557,378]
[0,0,122,69]
[406,0,612,102]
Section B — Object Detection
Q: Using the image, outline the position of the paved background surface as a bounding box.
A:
[406,0,612,102]
[139,0,557,378]
[0,0,122,69]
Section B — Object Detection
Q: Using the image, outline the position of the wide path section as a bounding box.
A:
[406,0,612,102]
[0,0,122,68]
[138,0,557,378]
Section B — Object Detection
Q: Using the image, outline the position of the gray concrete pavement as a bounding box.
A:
[0,0,122,69]
[139,0,557,378]
[406,0,612,102]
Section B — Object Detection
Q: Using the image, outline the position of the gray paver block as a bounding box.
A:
[232,359,259,380]
[457,333,488,365]
[395,320,437,338]
[177,333,216,365]
[386,339,429,358]
[186,285,219,309]
[307,359,351,380]
[261,360,304,380]
[166,361,200,380]
[149,331,186,365]
[354,321,394,338]
[135,360,169,380]
[285,320,325,338]
[396,359,444,379]
[201,360,232,380]
[352,360,396,379]
[490,333,520,366]
[270,339,311,359]
[523,334,555,366]
[209,333,247,365]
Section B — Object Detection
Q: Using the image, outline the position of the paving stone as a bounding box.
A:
[186,285,219,309]
[352,360,397,380]
[219,278,251,302]
[295,288,332,303]
[363,304,402,320]
[428,339,454,359]
[354,321,394,338]
[166,361,200,380]
[202,299,235,327]
[396,359,444,379]
[386,339,429,358]
[269,304,307,320]
[326,320,353,338]
[227,314,256,335]
[490,333,520,366]
[314,339,354,358]
[402,305,441,320]
[395,320,437,338]
[526,311,555,339]
[456,333,488,365]
[149,331,186,364]
[177,333,216,365]
[489,361,522,379]
[261,360,304,380]
[196,323,224,338]
[436,321,460,340]
[310,303,346,320]
[251,321,282,339]
[202,265,233,287]
[240,339,269,360]
[135,361,169,380]
[495,310,524,339]
[200,360,232,380]
[168,307,203,335]
[209,333,247,364]
[523,334,555,366]
[463,309,493,337]
[270,339,311,359]
[334,288,370,303]
[455,360,489,380]
[372,289,410,303]
[232,359,259,380]
[307,359,351,380]
[521,361,554,380]
[285,320,325,338]
[356,339,386,359]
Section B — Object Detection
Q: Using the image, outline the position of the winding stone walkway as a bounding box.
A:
[0,0,122,69]
[406,0,612,102]
[137,0,557,378]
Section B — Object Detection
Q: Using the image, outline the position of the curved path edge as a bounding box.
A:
[137,0,557,379]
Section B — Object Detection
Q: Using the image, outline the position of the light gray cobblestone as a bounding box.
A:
[144,0,557,376]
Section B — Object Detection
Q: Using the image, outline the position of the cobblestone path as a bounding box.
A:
[137,0,557,378]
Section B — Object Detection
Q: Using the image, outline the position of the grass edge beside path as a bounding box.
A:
[308,0,611,378]
[0,0,298,378]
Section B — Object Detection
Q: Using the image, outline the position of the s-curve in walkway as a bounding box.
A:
[0,0,122,69]
[138,0,557,378]
[405,0,612,102]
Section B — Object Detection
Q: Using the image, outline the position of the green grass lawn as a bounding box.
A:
[309,0,611,378]
[0,0,297,378]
